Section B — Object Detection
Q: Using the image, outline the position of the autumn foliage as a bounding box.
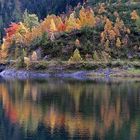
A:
[101,17,130,48]
[131,10,139,20]
[0,3,139,61]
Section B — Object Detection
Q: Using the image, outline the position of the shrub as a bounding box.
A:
[68,49,83,63]
[135,17,140,30]
[93,51,100,61]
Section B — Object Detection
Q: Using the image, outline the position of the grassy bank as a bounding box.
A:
[3,59,139,72]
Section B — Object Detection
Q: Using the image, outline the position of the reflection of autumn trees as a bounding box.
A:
[0,80,140,139]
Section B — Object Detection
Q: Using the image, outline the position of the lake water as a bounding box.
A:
[0,78,140,140]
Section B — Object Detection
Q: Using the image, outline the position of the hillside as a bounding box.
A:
[0,0,83,41]
[0,0,131,37]
[0,1,140,71]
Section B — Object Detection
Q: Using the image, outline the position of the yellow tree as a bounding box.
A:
[66,12,81,32]
[108,30,116,40]
[79,7,96,27]
[41,15,56,32]
[131,10,139,20]
[104,18,113,31]
[86,8,96,27]
[98,3,106,14]
[105,39,110,48]
[101,32,106,44]
[115,18,124,30]
[0,40,9,59]
[68,49,83,63]
[23,24,42,46]
[79,7,87,27]
[50,19,57,32]
[113,25,120,36]
[116,38,121,48]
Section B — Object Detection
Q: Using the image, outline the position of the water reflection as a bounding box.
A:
[0,78,140,140]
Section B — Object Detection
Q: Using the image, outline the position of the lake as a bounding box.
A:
[0,78,140,140]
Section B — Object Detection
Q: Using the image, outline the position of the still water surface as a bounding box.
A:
[0,78,140,140]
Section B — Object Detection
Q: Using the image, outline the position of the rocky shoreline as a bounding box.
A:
[0,68,140,82]
[0,69,87,80]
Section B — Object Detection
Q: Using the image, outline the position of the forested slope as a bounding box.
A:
[0,0,131,34]
[0,0,83,41]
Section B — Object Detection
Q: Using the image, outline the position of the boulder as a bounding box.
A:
[0,64,6,72]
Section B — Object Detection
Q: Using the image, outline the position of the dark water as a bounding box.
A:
[0,78,140,140]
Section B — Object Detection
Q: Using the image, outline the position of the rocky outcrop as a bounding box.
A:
[0,69,87,80]
[0,64,6,72]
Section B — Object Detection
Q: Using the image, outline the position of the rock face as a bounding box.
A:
[0,69,50,80]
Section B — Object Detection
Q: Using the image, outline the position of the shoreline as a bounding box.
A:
[0,68,140,82]
[0,60,140,82]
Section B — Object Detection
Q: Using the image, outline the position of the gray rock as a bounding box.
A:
[0,64,6,72]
